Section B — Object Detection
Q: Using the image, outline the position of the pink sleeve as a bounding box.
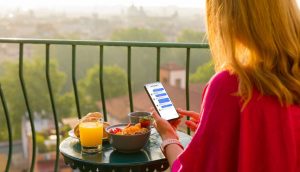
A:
[171,159,181,171]
[171,71,241,172]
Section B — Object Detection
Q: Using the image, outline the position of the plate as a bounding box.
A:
[68,129,109,141]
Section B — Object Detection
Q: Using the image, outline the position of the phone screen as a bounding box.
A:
[144,82,179,121]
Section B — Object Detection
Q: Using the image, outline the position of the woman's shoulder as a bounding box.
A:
[200,70,241,110]
[206,70,239,94]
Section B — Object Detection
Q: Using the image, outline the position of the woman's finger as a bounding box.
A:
[185,120,198,131]
[151,110,161,121]
[191,118,199,123]
[177,108,200,119]
[169,118,181,129]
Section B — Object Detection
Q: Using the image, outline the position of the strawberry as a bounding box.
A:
[109,127,122,134]
[139,117,151,128]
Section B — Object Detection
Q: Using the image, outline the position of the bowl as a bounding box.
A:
[106,123,151,153]
[128,111,151,124]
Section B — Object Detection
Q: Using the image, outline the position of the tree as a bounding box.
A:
[111,28,165,41]
[190,60,215,83]
[36,132,47,153]
[0,107,9,141]
[177,29,207,43]
[175,29,211,73]
[78,65,127,114]
[56,92,76,120]
[110,28,166,92]
[0,58,66,140]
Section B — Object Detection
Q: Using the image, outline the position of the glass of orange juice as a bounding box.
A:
[79,120,103,153]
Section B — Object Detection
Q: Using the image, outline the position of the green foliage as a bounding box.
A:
[0,58,66,139]
[101,66,128,98]
[36,132,47,153]
[177,29,208,43]
[56,92,76,120]
[171,29,211,73]
[52,45,100,93]
[111,28,165,41]
[190,60,215,83]
[60,124,72,140]
[111,28,166,91]
[0,107,8,141]
[78,65,127,114]
[49,28,211,94]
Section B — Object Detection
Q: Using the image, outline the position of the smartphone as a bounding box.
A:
[144,82,180,121]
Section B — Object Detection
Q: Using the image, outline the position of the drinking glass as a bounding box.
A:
[79,120,103,153]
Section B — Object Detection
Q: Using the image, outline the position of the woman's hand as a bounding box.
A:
[177,108,200,132]
[150,108,180,141]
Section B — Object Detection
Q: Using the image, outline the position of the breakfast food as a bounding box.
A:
[109,123,149,135]
[102,122,110,138]
[74,112,110,139]
[139,117,152,128]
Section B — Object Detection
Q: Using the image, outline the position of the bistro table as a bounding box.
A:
[60,128,192,172]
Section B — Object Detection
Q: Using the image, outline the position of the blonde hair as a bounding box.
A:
[206,0,300,106]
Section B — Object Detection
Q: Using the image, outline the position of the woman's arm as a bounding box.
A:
[151,110,184,167]
[164,143,184,166]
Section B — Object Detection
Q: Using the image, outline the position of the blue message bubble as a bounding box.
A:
[155,93,167,97]
[161,104,173,108]
[153,88,164,92]
[158,98,170,104]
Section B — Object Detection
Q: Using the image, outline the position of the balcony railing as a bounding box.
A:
[0,38,209,172]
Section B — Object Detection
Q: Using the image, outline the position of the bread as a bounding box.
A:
[103,122,110,139]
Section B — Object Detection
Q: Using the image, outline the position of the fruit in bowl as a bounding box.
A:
[139,117,152,129]
[106,123,151,153]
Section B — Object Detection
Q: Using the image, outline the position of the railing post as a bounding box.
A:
[19,43,36,172]
[45,44,60,172]
[99,45,107,121]
[72,45,81,119]
[0,84,13,172]
[185,48,191,135]
[127,46,134,112]
[156,47,161,82]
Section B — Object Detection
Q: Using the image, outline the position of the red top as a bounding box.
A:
[172,71,300,172]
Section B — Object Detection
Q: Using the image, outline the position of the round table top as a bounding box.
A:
[60,128,191,172]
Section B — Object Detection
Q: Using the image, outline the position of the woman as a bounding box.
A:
[152,0,300,171]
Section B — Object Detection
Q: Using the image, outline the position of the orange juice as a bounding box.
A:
[79,121,103,147]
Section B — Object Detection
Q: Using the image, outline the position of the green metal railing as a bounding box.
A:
[0,38,209,172]
[0,84,12,172]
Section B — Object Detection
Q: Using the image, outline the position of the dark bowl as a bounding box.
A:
[128,111,151,124]
[106,123,151,153]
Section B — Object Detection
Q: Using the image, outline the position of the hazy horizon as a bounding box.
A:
[0,0,205,10]
[1,0,299,17]
[0,0,206,17]
[1,0,299,10]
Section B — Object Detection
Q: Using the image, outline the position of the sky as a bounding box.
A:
[0,0,298,13]
[0,0,205,10]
